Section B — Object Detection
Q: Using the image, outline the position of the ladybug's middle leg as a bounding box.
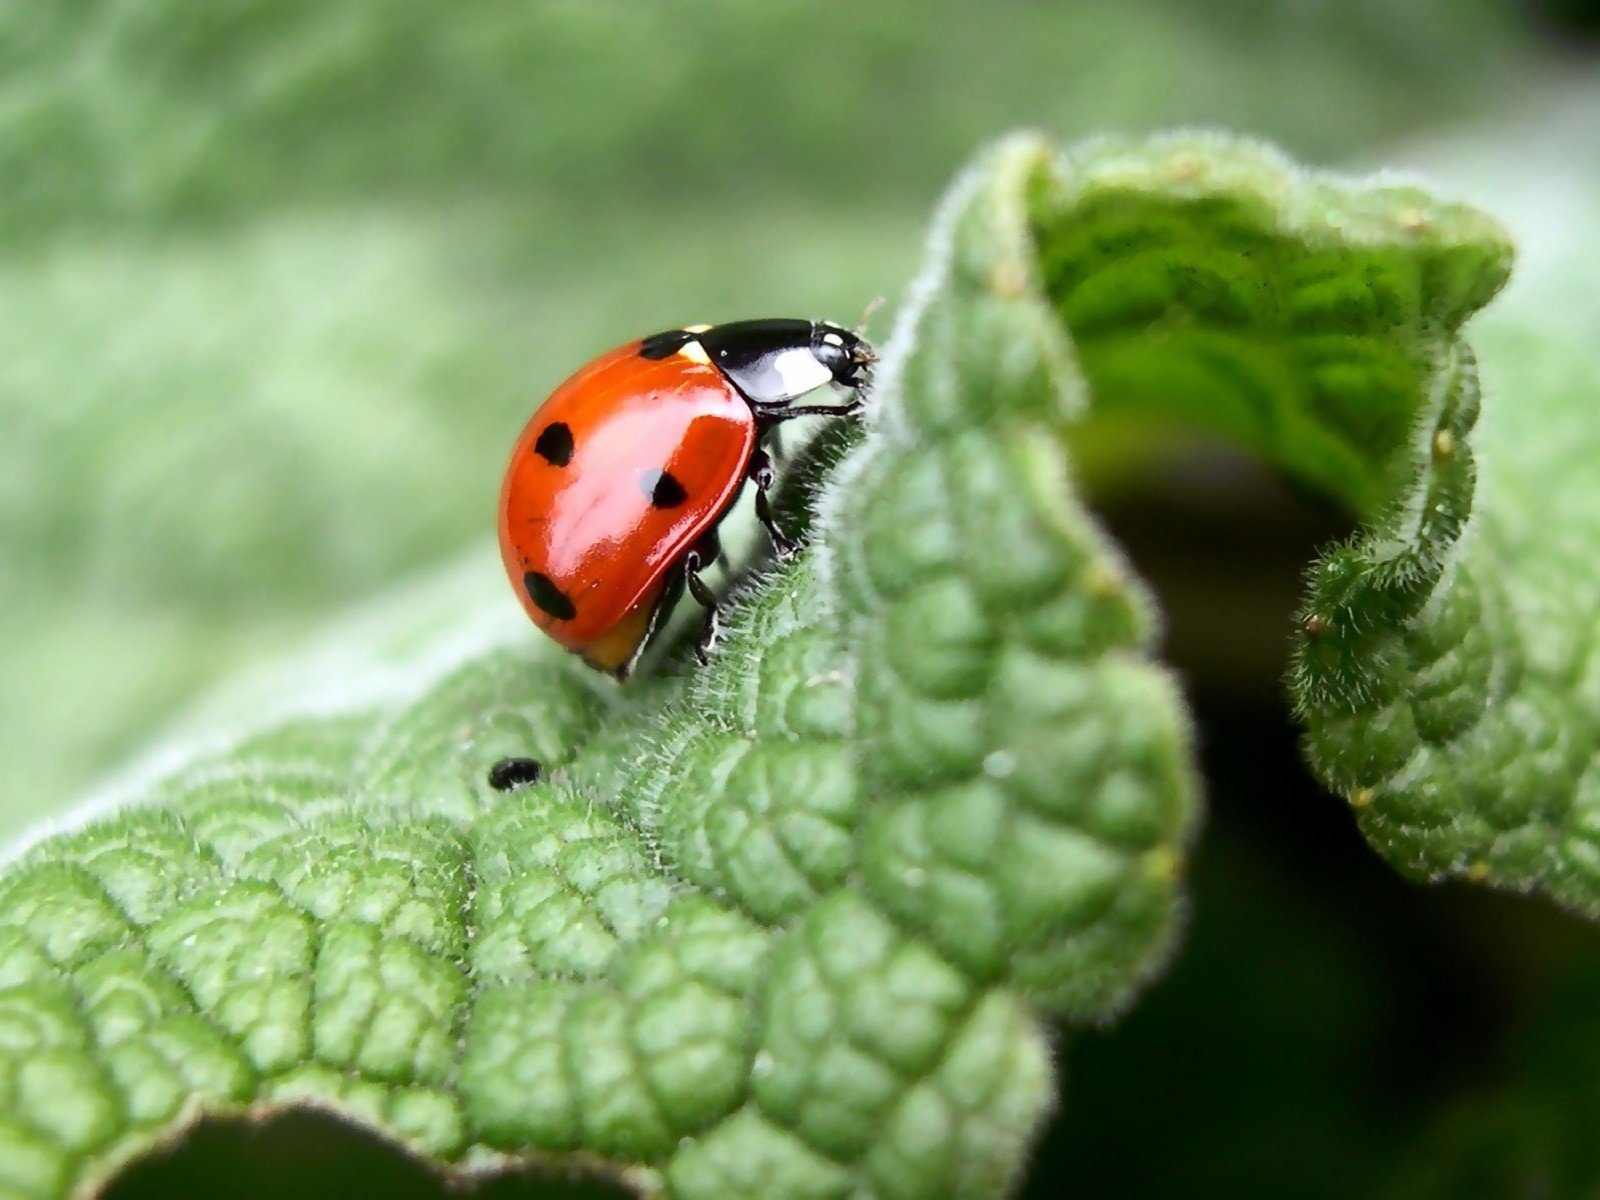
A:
[749,448,799,561]
[684,539,720,665]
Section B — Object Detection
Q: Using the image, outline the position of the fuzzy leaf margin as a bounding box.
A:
[1291,196,1600,916]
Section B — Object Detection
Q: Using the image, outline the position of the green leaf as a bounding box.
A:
[1286,177,1600,912]
[0,131,1518,1198]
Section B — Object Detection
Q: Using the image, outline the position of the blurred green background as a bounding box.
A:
[9,2,1600,1197]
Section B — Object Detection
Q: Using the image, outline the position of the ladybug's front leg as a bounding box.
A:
[753,395,865,423]
[684,541,720,665]
[749,448,799,561]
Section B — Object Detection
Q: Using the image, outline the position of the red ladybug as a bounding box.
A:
[498,318,874,677]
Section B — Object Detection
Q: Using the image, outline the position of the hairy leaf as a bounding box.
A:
[1286,174,1600,912]
[0,133,1517,1199]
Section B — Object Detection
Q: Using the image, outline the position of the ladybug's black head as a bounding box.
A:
[810,320,875,391]
[694,318,876,408]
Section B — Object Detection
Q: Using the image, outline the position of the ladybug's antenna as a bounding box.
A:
[854,296,885,337]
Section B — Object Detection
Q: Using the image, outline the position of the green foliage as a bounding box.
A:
[1005,134,1568,914]
[0,0,1523,240]
[0,130,1527,1199]
[0,0,1536,835]
[1289,200,1600,914]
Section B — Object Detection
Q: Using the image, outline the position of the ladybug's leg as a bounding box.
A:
[683,547,720,665]
[699,524,728,572]
[749,448,799,560]
[751,394,865,423]
[687,524,727,572]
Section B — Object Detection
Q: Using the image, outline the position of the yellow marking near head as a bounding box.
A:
[677,324,713,364]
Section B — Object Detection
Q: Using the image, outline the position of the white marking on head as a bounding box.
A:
[769,346,832,397]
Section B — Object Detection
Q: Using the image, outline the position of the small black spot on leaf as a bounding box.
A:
[534,422,574,466]
[639,329,694,360]
[488,756,543,791]
[641,467,688,508]
[524,570,577,620]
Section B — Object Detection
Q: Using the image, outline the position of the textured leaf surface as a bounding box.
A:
[0,132,1520,1199]
[1285,164,1600,912]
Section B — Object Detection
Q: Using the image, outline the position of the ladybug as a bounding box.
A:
[498,318,875,677]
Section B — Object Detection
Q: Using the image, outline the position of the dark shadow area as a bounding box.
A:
[1020,452,1600,1199]
[102,1108,637,1200]
[1524,0,1600,41]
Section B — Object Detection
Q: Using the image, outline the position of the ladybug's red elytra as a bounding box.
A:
[498,318,875,677]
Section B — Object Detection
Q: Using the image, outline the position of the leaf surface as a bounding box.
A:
[0,133,1519,1199]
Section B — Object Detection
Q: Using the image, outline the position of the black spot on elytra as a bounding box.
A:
[640,467,688,508]
[533,421,573,466]
[639,329,694,360]
[488,756,543,792]
[524,570,577,621]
